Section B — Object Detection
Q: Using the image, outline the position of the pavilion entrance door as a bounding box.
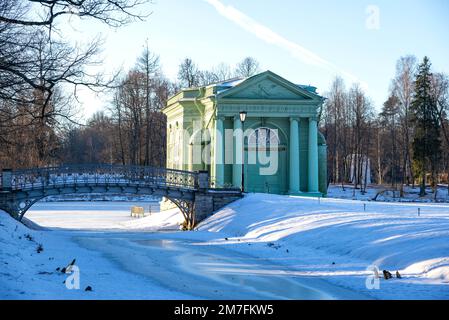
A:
[244,127,288,194]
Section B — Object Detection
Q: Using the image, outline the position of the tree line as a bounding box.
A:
[322,56,449,196]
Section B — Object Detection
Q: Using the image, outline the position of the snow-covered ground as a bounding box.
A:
[1,193,449,300]
[198,194,449,299]
[25,201,182,231]
[0,209,194,299]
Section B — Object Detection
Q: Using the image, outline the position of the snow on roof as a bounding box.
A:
[218,77,246,87]
[297,84,318,94]
[212,78,248,94]
[213,77,247,95]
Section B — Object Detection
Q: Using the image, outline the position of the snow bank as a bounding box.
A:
[198,193,449,286]
[0,210,191,299]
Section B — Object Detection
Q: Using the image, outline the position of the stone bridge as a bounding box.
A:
[0,165,242,229]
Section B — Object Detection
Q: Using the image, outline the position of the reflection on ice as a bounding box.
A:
[134,236,337,300]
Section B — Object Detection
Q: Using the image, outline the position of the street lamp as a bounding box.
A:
[239,111,247,192]
[239,111,247,123]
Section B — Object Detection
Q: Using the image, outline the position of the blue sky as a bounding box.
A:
[65,0,449,118]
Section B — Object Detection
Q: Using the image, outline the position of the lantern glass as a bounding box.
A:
[239,111,247,122]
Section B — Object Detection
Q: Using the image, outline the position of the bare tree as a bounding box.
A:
[0,0,148,27]
[213,63,232,81]
[391,56,417,189]
[136,41,160,166]
[348,84,374,192]
[0,0,149,169]
[322,77,348,185]
[235,57,261,78]
[178,58,200,88]
[107,51,171,168]
[198,70,219,86]
[61,111,116,164]
[196,62,235,86]
[379,95,401,189]
[431,72,449,194]
[322,77,374,195]
[0,0,149,109]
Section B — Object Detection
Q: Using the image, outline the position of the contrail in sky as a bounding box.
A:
[203,0,367,88]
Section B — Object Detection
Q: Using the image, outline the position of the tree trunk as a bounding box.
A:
[420,170,426,197]
[117,108,126,165]
[377,128,382,185]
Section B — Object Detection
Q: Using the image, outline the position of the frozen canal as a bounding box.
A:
[73,233,361,299]
[21,201,364,299]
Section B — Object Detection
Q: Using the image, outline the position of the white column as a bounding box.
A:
[308,118,319,193]
[214,117,224,187]
[289,118,300,194]
[233,116,242,188]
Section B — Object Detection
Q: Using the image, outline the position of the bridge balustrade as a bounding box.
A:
[1,164,199,191]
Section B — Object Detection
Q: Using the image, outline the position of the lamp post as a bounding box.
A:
[239,111,247,193]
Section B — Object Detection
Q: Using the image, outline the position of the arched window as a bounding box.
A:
[248,127,280,146]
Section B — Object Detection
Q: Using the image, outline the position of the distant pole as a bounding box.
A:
[364,203,366,212]
[418,208,420,216]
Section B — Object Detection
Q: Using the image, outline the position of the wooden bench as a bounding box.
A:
[130,206,145,218]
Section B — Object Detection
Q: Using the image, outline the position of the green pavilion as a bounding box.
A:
[163,71,328,196]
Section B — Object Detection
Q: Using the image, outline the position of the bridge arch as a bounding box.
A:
[0,164,241,229]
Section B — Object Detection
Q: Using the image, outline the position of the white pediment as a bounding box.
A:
[218,71,321,101]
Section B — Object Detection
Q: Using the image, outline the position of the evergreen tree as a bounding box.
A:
[411,57,441,196]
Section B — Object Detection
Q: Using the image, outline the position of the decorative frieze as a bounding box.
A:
[217,104,317,117]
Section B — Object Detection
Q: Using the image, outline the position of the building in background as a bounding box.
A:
[163,71,327,196]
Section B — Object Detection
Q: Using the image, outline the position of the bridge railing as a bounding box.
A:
[1,164,199,191]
